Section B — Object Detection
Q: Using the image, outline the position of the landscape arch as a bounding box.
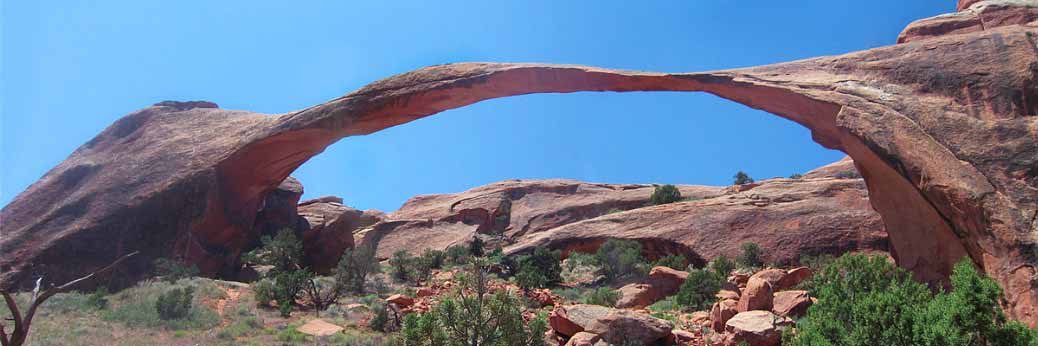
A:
[1,25,1034,323]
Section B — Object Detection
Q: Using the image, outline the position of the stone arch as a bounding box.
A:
[1,26,1034,324]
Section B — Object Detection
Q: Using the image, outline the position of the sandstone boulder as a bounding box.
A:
[586,309,674,346]
[725,311,793,346]
[564,332,605,346]
[772,290,813,318]
[616,266,690,308]
[749,269,787,289]
[386,294,414,308]
[738,277,774,312]
[777,267,813,290]
[710,299,740,333]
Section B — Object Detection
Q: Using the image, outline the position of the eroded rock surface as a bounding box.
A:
[1,3,1035,323]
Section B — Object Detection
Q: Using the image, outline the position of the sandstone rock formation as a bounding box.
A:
[899,1,1038,43]
[505,172,888,266]
[1,1,1035,323]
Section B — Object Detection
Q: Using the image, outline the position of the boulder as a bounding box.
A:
[777,267,813,290]
[615,266,689,308]
[564,332,604,346]
[386,294,414,308]
[749,269,787,289]
[772,290,813,318]
[416,287,436,297]
[690,311,711,327]
[671,329,697,345]
[586,309,674,346]
[550,304,672,345]
[738,277,774,312]
[709,299,740,333]
[725,311,793,346]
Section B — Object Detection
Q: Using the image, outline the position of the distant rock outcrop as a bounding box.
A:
[1,1,1034,323]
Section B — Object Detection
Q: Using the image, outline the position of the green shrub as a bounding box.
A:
[445,245,470,265]
[252,228,304,274]
[595,239,648,282]
[388,250,433,286]
[789,173,804,179]
[271,269,312,317]
[733,171,754,185]
[402,260,547,346]
[155,287,194,320]
[389,250,414,282]
[422,249,447,269]
[584,287,620,307]
[515,247,563,291]
[788,254,1038,346]
[153,258,199,283]
[469,237,486,257]
[650,184,682,205]
[565,252,598,271]
[675,269,723,311]
[368,300,391,332]
[86,287,109,310]
[736,242,763,269]
[710,255,736,277]
[103,281,219,330]
[653,254,688,271]
[336,244,382,294]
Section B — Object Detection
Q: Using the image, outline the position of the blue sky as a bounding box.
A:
[1,1,950,212]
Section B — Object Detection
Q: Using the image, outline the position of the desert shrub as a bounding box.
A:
[798,253,835,272]
[402,259,547,346]
[565,252,598,271]
[102,280,220,330]
[736,242,763,269]
[733,171,754,185]
[252,228,305,274]
[651,184,682,205]
[368,300,391,333]
[155,287,194,320]
[788,254,1038,346]
[469,236,486,257]
[422,249,447,269]
[446,245,470,265]
[710,255,736,277]
[153,258,199,283]
[271,270,311,317]
[675,269,724,311]
[336,244,382,294]
[86,287,109,310]
[252,279,276,306]
[388,250,433,286]
[595,239,648,282]
[653,254,688,271]
[584,287,620,307]
[789,173,804,179]
[515,247,563,291]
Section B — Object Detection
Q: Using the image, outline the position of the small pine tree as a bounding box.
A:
[389,250,413,282]
[653,254,688,271]
[155,287,194,320]
[736,242,763,269]
[595,239,648,282]
[584,287,620,307]
[733,171,754,185]
[710,255,736,277]
[650,184,682,205]
[675,269,723,311]
[469,237,486,257]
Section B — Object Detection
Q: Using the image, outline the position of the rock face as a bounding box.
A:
[360,179,725,259]
[297,199,382,273]
[550,304,673,345]
[1,2,1035,324]
[724,311,793,346]
[899,1,1038,43]
[506,173,888,267]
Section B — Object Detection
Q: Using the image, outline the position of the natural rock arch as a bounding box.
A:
[1,17,1035,325]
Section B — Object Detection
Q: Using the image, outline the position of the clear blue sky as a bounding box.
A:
[2,1,950,212]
